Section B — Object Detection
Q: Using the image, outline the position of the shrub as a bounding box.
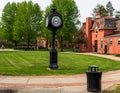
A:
[116,54,120,57]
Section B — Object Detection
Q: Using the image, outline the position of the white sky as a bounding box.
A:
[0,0,120,22]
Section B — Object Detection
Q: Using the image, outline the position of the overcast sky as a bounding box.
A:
[0,0,120,22]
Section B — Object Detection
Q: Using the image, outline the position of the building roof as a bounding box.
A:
[81,15,120,33]
[91,16,116,30]
[105,34,120,38]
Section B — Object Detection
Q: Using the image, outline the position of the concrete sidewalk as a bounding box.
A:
[0,70,120,93]
[80,52,120,61]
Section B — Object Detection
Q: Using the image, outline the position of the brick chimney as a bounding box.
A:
[95,12,100,19]
[86,17,92,52]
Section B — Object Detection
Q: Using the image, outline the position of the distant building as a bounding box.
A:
[80,13,120,54]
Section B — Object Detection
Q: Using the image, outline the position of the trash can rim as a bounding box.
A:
[89,65,98,68]
[86,71,102,73]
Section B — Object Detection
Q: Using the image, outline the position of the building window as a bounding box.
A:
[109,39,112,45]
[84,44,86,48]
[118,39,120,45]
[96,35,97,38]
[95,27,99,34]
[100,39,103,48]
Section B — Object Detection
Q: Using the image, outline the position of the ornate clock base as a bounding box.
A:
[49,49,58,69]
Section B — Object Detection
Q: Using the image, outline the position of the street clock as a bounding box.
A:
[45,6,63,69]
[46,6,63,31]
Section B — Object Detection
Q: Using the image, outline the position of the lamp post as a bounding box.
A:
[46,6,63,69]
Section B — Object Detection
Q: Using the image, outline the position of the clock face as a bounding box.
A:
[51,16,62,27]
[46,17,49,27]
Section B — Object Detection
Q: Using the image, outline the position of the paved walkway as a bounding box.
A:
[79,52,120,61]
[0,52,120,93]
[65,52,120,61]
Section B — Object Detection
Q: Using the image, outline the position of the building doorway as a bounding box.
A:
[94,40,98,52]
[104,45,107,54]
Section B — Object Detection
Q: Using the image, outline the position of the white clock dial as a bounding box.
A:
[51,16,62,27]
[46,17,49,27]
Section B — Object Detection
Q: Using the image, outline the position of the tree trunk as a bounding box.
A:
[27,39,30,49]
[46,39,49,50]
[60,36,64,52]
[14,42,18,47]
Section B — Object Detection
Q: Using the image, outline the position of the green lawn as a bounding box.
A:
[0,51,120,76]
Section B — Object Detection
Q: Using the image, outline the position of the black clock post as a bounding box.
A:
[46,6,63,69]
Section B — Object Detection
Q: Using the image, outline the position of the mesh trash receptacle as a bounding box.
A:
[86,65,102,92]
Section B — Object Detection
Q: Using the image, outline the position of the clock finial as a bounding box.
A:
[52,5,56,12]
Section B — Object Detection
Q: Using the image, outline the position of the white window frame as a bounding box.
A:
[95,27,99,34]
[100,39,103,48]
[118,39,120,45]
[109,39,112,45]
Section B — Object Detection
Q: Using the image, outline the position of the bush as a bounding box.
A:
[38,46,45,49]
[116,54,120,57]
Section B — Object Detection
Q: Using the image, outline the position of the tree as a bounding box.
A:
[92,4,108,18]
[73,29,85,49]
[0,22,4,39]
[1,2,17,43]
[44,0,80,51]
[106,1,115,16]
[13,1,42,48]
[115,11,120,18]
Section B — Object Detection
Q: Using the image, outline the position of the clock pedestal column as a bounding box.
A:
[49,30,58,69]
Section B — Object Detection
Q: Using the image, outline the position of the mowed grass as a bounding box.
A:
[0,51,120,76]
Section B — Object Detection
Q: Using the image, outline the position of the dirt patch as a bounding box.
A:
[102,84,118,93]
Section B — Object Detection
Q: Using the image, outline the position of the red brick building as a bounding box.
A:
[80,14,120,54]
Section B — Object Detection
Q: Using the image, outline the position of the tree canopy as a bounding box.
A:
[0,22,4,39]
[115,11,120,18]
[1,1,42,47]
[92,1,115,18]
[92,4,108,18]
[106,1,115,16]
[13,1,42,47]
[1,2,18,43]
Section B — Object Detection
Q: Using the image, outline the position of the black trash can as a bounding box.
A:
[86,65,102,92]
